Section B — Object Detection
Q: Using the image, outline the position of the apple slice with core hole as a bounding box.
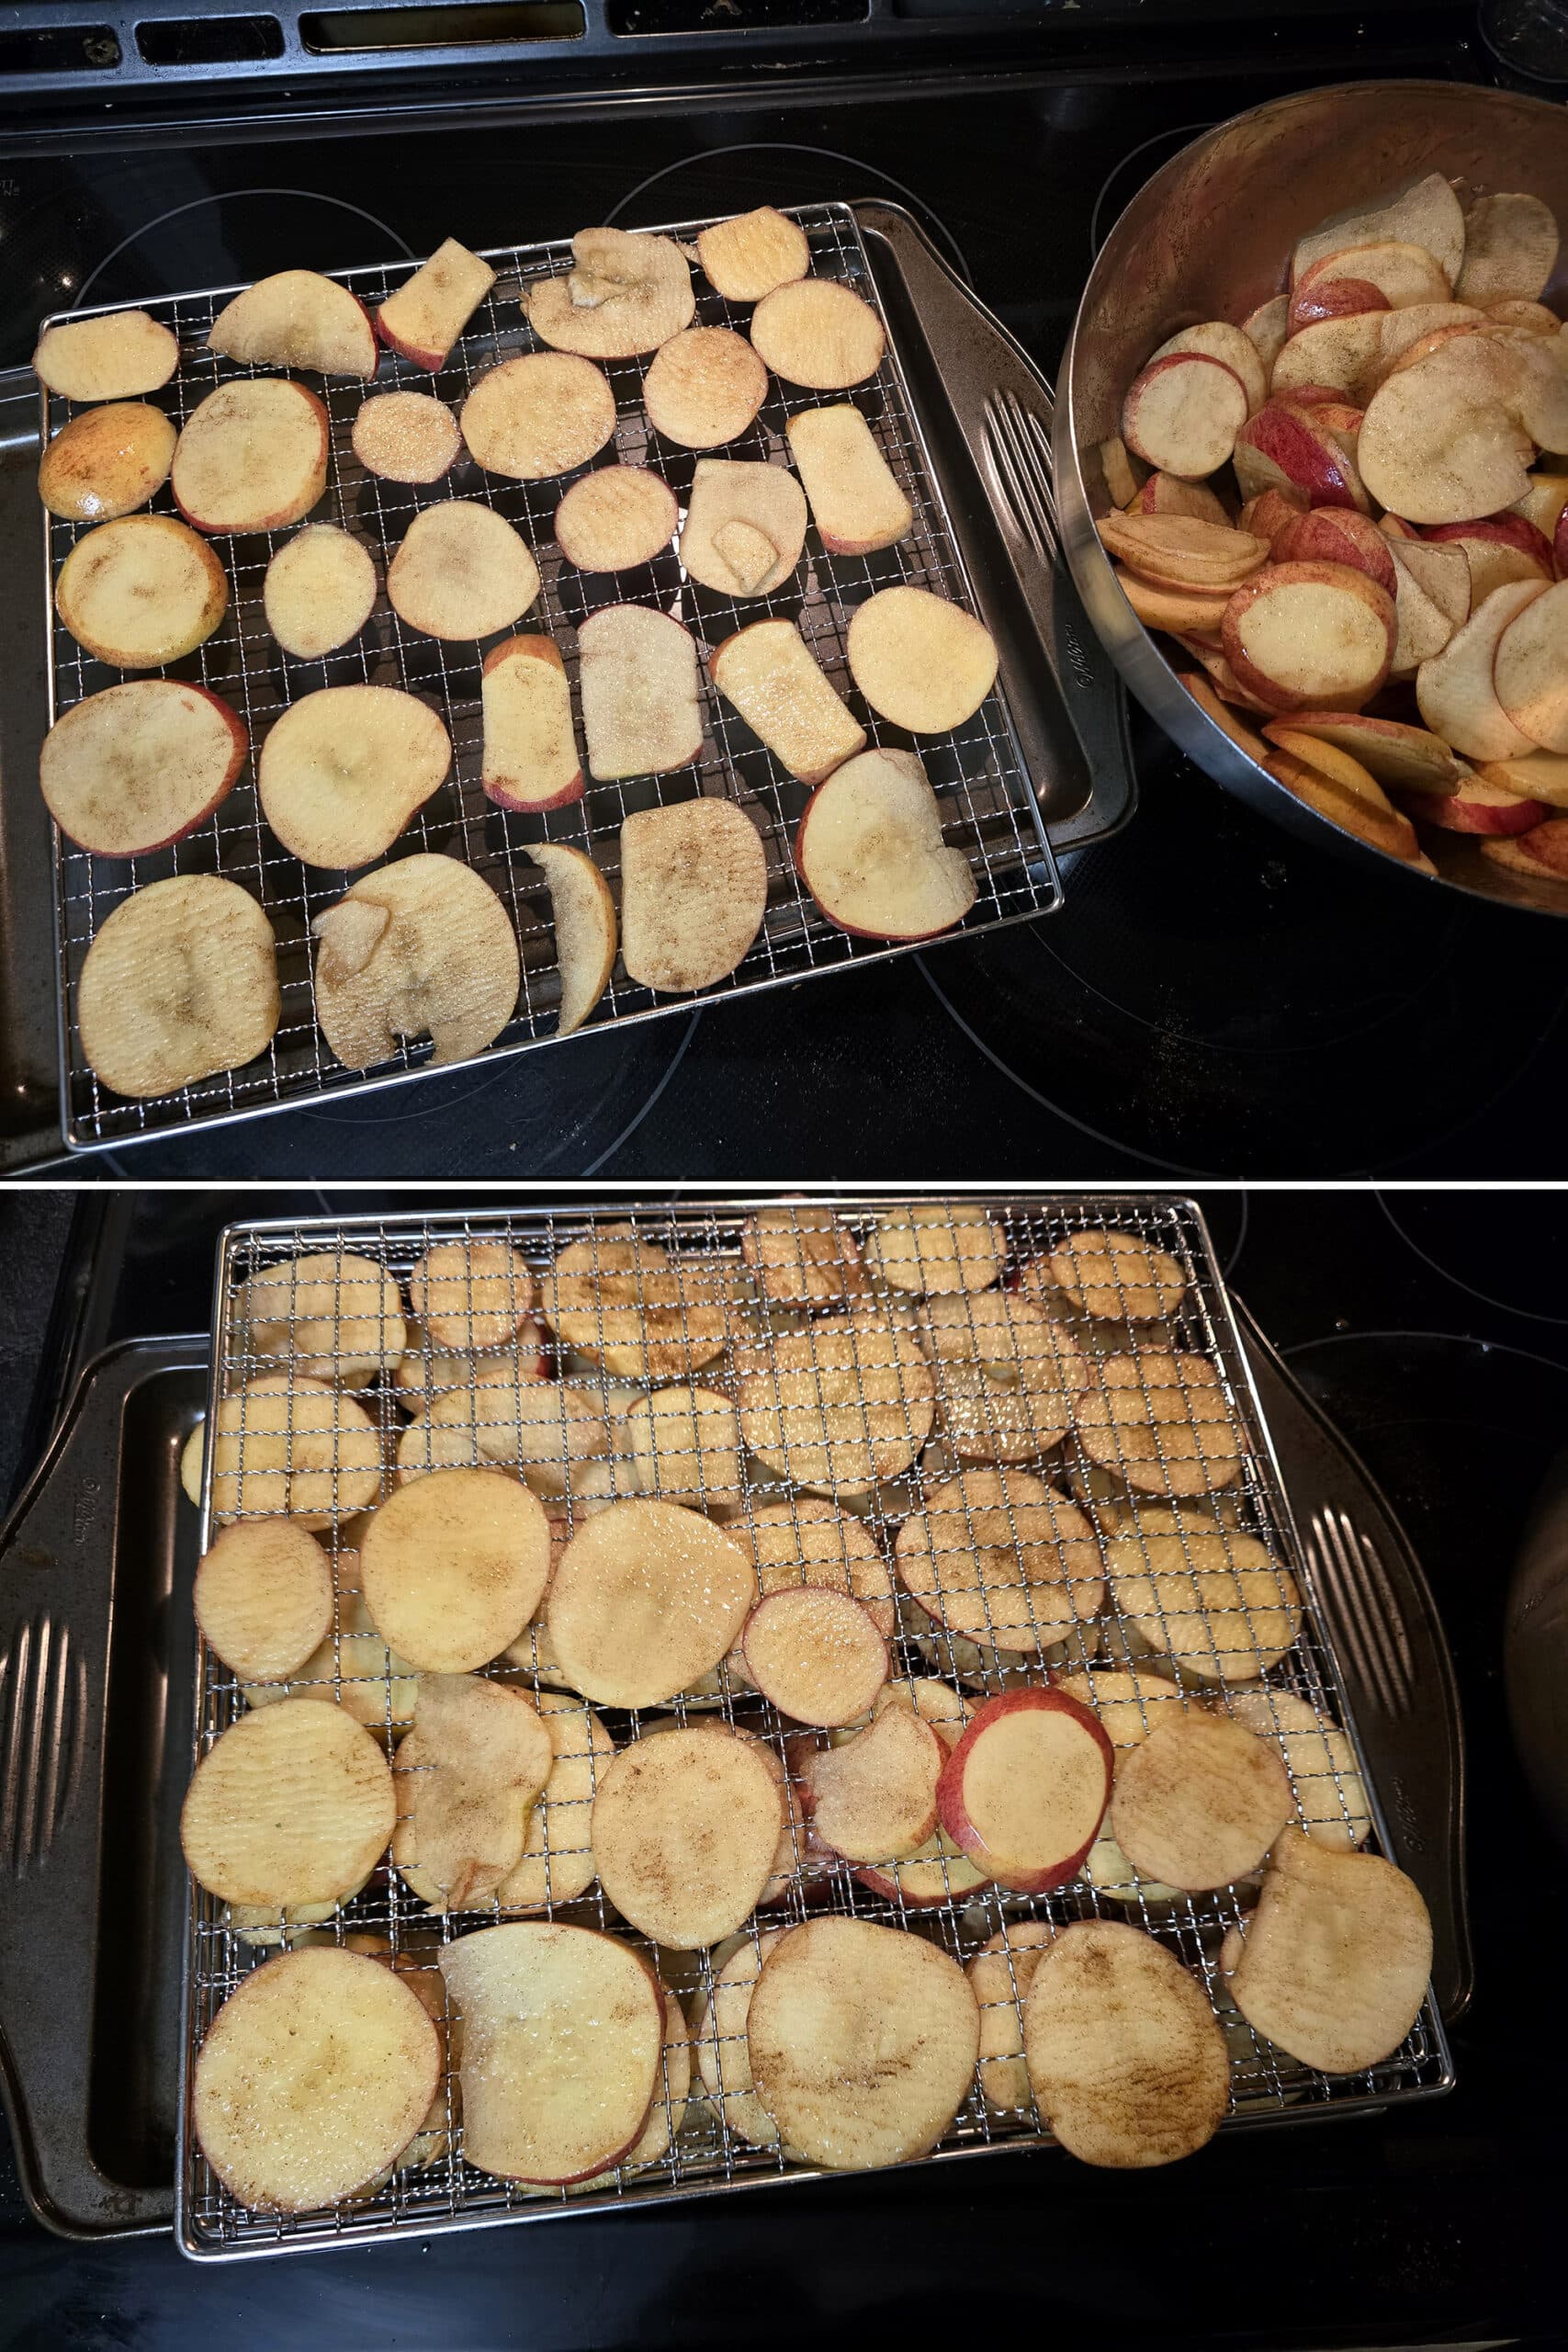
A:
[377,236,496,368]
[1416,578,1550,760]
[1149,321,1267,415]
[750,278,886,390]
[462,353,616,481]
[78,874,277,1097]
[804,1703,942,1862]
[1400,773,1549,833]
[579,604,702,779]
[259,684,450,866]
[1222,560,1393,713]
[480,635,582,812]
[786,403,911,553]
[1274,711,1468,794]
[40,678,246,856]
[555,464,677,572]
[1120,352,1247,479]
[592,1726,784,1947]
[1494,579,1568,752]
[33,309,178,401]
[173,378,329,535]
[696,206,809,301]
[387,501,539,640]
[311,853,519,1070]
[525,228,694,360]
[209,269,375,377]
[1111,1712,1293,1892]
[525,842,615,1035]
[351,390,460,483]
[264,524,377,661]
[1455,193,1561,307]
[795,746,976,940]
[1227,1826,1432,2074]
[742,1589,888,1726]
[39,401,175,522]
[644,325,767,448]
[620,798,768,992]
[1272,507,1395,595]
[935,1688,1111,1893]
[710,617,865,783]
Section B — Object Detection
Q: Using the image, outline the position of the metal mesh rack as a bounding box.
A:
[177,1196,1452,2261]
[39,205,1060,1153]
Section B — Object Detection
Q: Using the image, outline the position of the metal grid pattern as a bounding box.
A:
[177,1196,1452,2261]
[40,206,1059,1153]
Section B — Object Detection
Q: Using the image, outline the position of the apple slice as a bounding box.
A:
[41,678,246,857]
[171,378,328,534]
[1099,431,1146,507]
[461,353,616,481]
[694,1930,790,2146]
[785,403,912,553]
[77,873,277,1097]
[33,309,179,401]
[1178,668,1272,751]
[361,1464,549,1672]
[259,683,449,866]
[936,1688,1111,1892]
[208,268,374,376]
[1111,1712,1293,1892]
[182,1697,394,1906]
[1075,1352,1245,1498]
[620,797,767,991]
[747,1917,978,2170]
[53,513,226,670]
[795,745,976,940]
[1288,272,1391,330]
[194,1520,333,1682]
[1222,560,1394,714]
[738,1209,870,1311]
[1150,321,1267,415]
[525,842,615,1035]
[1481,817,1568,879]
[1233,401,1367,511]
[388,500,539,640]
[207,1374,381,1528]
[1265,726,1429,849]
[1274,711,1468,795]
[1228,1689,1371,1849]
[619,1382,744,1509]
[644,324,768,449]
[1266,741,1427,865]
[1097,511,1268,593]
[1481,748,1568,808]
[1400,774,1548,833]
[1120,351,1248,479]
[696,206,810,302]
[1416,578,1550,760]
[1512,469,1568,540]
[1023,1921,1229,2168]
[1291,238,1450,330]
[1227,1827,1432,2074]
[1270,302,1485,403]
[710,617,865,784]
[1113,567,1233,639]
[377,235,496,368]
[742,1589,888,1727]
[312,852,518,1069]
[539,1223,727,1382]
[1424,513,1553,605]
[896,1466,1102,1656]
[1494,579,1568,752]
[1388,540,1468,675]
[392,1672,552,1908]
[679,457,807,594]
[803,1702,943,1861]
[1292,173,1465,289]
[578,603,702,779]
[1359,336,1546,524]
[845,585,998,731]
[443,1923,662,2183]
[39,401,175,523]
[750,278,885,390]
[404,1239,534,1355]
[480,635,582,812]
[548,1498,751,1706]
[263,524,377,661]
[968,1922,1057,2109]
[1271,507,1395,595]
[592,1725,784,1948]
[1242,295,1290,370]
[351,390,460,483]
[1173,637,1272,713]
[1456,192,1561,307]
[525,227,694,359]
[728,1499,892,1689]
[1130,472,1230,524]
[554,464,676,573]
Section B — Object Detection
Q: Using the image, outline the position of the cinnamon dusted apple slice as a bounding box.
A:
[1120,351,1247,479]
[644,326,768,449]
[264,524,378,661]
[235,1249,404,1385]
[694,1930,790,2145]
[1513,471,1568,541]
[866,1199,1005,1295]
[540,1224,728,1380]
[443,1923,663,2184]
[1481,818,1568,881]
[39,401,175,522]
[1265,741,1427,865]
[728,1499,893,1690]
[1149,321,1267,414]
[194,1520,333,1682]
[1291,238,1450,330]
[620,798,768,992]
[209,268,375,377]
[1077,1351,1245,1498]
[361,1465,549,1672]
[1111,1712,1293,1892]
[750,278,886,390]
[846,586,998,731]
[735,1314,935,1494]
[696,207,810,302]
[527,228,694,358]
[1039,1224,1188,1320]
[387,500,539,640]
[403,1240,533,1356]
[1237,485,1309,546]
[1227,1827,1432,2073]
[377,235,497,368]
[55,514,227,670]
[1494,580,1568,753]
[579,604,703,779]
[1416,579,1550,762]
[399,1372,607,1496]
[619,1382,743,1510]
[312,854,519,1070]
[679,458,807,595]
[260,684,449,866]
[742,1589,888,1726]
[34,309,179,401]
[795,747,976,940]
[1486,300,1562,334]
[710,617,864,783]
[1482,749,1568,807]
[1269,303,1483,404]
[1456,192,1560,307]
[747,1917,978,2169]
[1270,507,1395,594]
[739,1206,868,1309]
[803,1703,942,1861]
[1098,511,1268,593]
[351,390,461,483]
[481,636,582,812]
[1269,712,1468,796]
[1107,1515,1302,1679]
[1359,337,1543,525]
[547,1499,752,1707]
[181,1697,394,1906]
[1115,568,1233,639]
[392,1672,552,1908]
[970,1922,1057,2109]
[592,1725,783,1947]
[1221,560,1393,714]
[491,1690,614,1908]
[1388,538,1470,675]
[1292,173,1465,289]
[1131,472,1231,523]
[1424,513,1553,605]
[462,353,616,481]
[40,678,246,857]
[786,402,912,554]
[1243,295,1290,369]
[526,842,616,1035]
[78,874,278,1098]
[896,1467,1104,1657]
[1024,1921,1229,2168]
[172,378,328,534]
[555,464,677,572]
[936,1688,1111,1892]
[1228,1688,1371,1849]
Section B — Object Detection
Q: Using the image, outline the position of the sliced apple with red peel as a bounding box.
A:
[592,1725,784,1948]
[1264,727,1427,842]
[1177,670,1272,756]
[260,683,450,866]
[1511,470,1568,540]
[1120,351,1247,479]
[525,227,694,360]
[804,1703,942,1862]
[854,1826,990,1908]
[77,874,278,1098]
[644,324,768,449]
[1455,192,1561,308]
[1131,471,1229,524]
[750,278,886,390]
[1227,1827,1432,2075]
[1359,336,1548,524]
[710,616,865,783]
[1292,238,1450,325]
[1242,294,1290,370]
[171,378,328,535]
[845,584,998,731]
[54,513,227,669]
[620,798,767,991]
[1494,579,1568,752]
[388,500,540,641]
[1416,578,1550,760]
[1481,817,1568,879]
[742,1589,888,1727]
[1171,639,1274,716]
[394,1672,551,1908]
[33,309,178,401]
[1233,401,1368,512]
[1099,431,1145,507]
[209,271,374,380]
[936,1689,1111,1894]
[351,390,460,484]
[786,404,911,554]
[41,678,247,857]
[1481,749,1568,808]
[1424,513,1553,603]
[1405,774,1550,833]
[1149,321,1267,414]
[377,236,496,368]
[579,604,703,779]
[554,464,677,573]
[795,746,976,941]
[1097,511,1268,593]
[39,401,175,523]
[264,524,378,661]
[1288,274,1389,331]
[1266,741,1426,863]
[1113,566,1232,639]
[680,457,808,593]
[1270,302,1486,403]
[1222,560,1394,714]
[1272,507,1395,595]
[311,853,519,1070]
[1292,173,1465,290]
[480,635,582,812]
[1276,711,1468,795]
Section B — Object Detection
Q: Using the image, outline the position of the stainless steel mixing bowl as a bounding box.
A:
[1054,78,1568,916]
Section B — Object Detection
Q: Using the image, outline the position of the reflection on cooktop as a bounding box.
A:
[1378,1190,1568,1325]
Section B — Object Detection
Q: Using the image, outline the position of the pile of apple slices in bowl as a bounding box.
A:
[1100,172,1568,887]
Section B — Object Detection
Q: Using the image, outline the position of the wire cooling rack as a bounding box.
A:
[177,1196,1452,2261]
[39,205,1060,1154]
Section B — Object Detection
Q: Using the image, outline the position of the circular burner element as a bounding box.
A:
[1380,1193,1568,1325]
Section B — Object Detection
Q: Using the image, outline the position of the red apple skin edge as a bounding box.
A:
[1406,788,1552,837]
[85,682,250,857]
[1556,509,1567,577]
[791,796,970,946]
[1425,514,1555,569]
[853,1858,973,1908]
[935,1687,1114,1896]
[172,384,330,537]
[480,639,585,812]
[488,1939,665,2187]
[374,308,447,372]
